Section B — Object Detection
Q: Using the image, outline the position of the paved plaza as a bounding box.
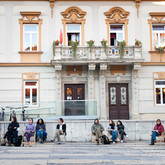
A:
[0,141,165,165]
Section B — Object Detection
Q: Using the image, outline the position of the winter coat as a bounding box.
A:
[154,124,164,135]
[107,124,116,131]
[91,123,104,134]
[56,123,66,134]
[36,123,46,132]
[117,124,125,131]
[8,122,19,132]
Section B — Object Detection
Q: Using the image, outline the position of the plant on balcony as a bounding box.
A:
[69,40,79,59]
[86,40,95,53]
[155,46,164,53]
[53,40,60,56]
[101,39,107,56]
[135,39,142,47]
[117,40,126,58]
[154,46,165,62]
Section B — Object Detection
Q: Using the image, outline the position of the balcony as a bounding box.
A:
[52,46,143,65]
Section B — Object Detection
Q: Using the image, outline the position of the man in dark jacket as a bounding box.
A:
[91,118,104,145]
[150,119,164,145]
[54,118,66,144]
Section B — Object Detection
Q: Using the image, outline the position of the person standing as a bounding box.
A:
[91,118,104,145]
[54,118,66,144]
[150,119,164,145]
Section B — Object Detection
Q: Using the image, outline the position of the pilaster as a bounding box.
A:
[99,64,107,119]
[132,63,141,119]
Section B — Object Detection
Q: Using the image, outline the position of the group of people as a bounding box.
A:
[91,118,128,145]
[4,117,66,146]
[91,118,165,145]
[3,116,165,146]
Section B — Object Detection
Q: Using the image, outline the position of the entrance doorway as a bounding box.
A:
[64,84,85,116]
[109,83,129,119]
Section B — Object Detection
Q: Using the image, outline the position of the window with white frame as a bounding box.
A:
[66,24,81,45]
[155,80,165,105]
[152,25,165,49]
[24,81,38,106]
[23,24,38,51]
[110,24,124,46]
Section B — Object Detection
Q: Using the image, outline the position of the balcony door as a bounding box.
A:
[64,84,85,116]
[109,83,129,119]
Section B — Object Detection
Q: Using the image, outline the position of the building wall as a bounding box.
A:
[0,1,164,62]
[0,1,165,120]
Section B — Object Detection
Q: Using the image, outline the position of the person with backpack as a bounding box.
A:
[36,118,47,143]
[107,120,119,143]
[150,119,164,145]
[53,118,66,144]
[4,116,19,146]
[91,118,104,145]
[117,120,128,143]
[24,118,35,146]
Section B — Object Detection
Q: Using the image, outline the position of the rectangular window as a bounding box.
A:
[24,81,38,106]
[155,80,165,105]
[23,24,38,51]
[66,24,81,46]
[152,25,165,49]
[110,25,124,46]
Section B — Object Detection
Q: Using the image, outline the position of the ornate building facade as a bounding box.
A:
[0,0,165,120]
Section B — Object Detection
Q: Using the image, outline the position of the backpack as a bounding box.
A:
[14,135,22,147]
[101,135,110,144]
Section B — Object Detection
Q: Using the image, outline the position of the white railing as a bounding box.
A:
[53,46,142,60]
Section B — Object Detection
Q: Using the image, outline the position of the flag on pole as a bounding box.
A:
[60,29,63,45]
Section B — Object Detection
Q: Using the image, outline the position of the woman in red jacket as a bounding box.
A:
[150,119,164,145]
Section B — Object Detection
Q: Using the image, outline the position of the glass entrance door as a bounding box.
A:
[64,84,85,116]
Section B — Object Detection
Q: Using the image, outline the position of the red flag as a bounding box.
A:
[60,29,63,45]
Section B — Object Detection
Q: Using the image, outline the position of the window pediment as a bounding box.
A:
[19,12,42,24]
[149,12,165,23]
[61,6,86,23]
[104,7,130,23]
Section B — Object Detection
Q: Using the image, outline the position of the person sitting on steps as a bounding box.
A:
[54,118,66,144]
[36,118,47,143]
[150,119,164,145]
[91,118,104,145]
[107,120,119,144]
[117,120,128,143]
[24,118,35,147]
[4,116,19,146]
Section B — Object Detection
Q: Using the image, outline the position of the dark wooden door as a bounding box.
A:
[64,84,85,116]
[109,83,129,120]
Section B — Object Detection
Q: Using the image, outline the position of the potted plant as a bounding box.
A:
[101,39,107,56]
[150,46,165,62]
[155,46,164,53]
[117,40,126,58]
[86,40,95,53]
[135,39,142,47]
[70,40,79,59]
[53,40,60,56]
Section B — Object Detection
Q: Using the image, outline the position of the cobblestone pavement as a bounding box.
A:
[0,141,165,165]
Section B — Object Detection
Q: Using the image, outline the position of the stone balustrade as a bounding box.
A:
[53,46,142,62]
